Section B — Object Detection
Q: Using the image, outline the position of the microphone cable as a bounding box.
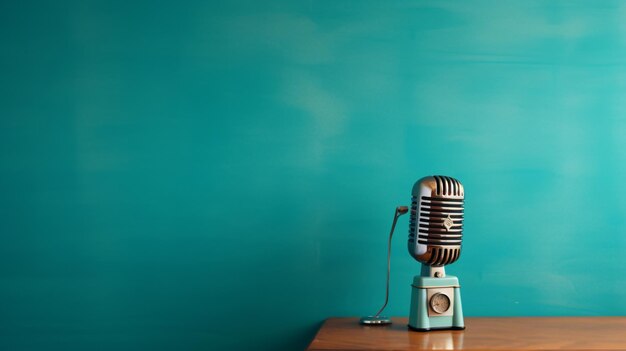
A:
[360,205,408,325]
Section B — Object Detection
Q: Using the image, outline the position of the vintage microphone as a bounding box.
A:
[408,175,465,331]
[361,175,466,331]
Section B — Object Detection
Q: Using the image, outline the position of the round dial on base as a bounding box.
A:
[429,293,451,314]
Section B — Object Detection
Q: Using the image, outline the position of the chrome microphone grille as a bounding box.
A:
[408,175,464,266]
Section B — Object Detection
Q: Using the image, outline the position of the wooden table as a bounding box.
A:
[307,317,626,350]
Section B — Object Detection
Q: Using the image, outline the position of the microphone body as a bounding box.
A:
[407,175,466,332]
[408,176,464,266]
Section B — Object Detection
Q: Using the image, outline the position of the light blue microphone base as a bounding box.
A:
[408,273,465,332]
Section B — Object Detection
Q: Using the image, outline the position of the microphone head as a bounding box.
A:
[408,175,464,266]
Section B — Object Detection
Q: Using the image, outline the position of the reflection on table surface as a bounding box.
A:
[407,329,464,350]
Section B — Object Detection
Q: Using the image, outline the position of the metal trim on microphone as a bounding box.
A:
[411,284,461,289]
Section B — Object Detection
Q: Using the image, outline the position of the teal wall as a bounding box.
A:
[2,1,626,350]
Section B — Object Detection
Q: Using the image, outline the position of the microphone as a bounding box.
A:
[360,175,466,331]
[408,175,464,270]
[408,175,465,331]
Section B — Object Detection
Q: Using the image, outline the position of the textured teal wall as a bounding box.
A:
[2,1,626,350]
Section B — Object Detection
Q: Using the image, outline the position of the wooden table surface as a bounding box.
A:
[307,317,626,351]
